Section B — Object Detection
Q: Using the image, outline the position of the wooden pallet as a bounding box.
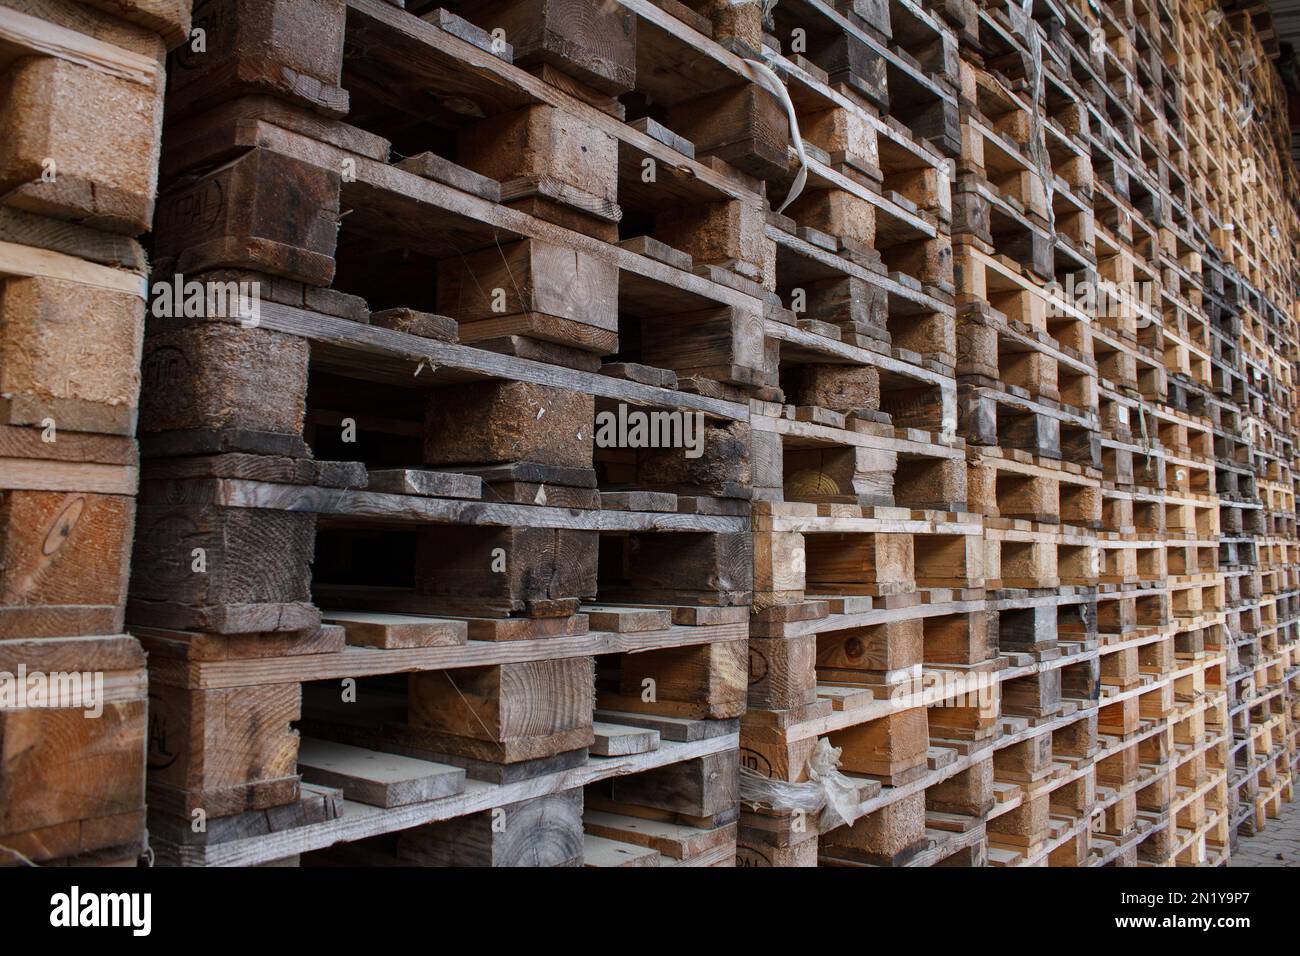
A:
[0,0,192,867]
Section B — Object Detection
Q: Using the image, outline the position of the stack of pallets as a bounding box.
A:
[0,0,191,866]
[3,0,1294,868]
[741,0,992,868]
[133,0,769,866]
[1180,0,1299,848]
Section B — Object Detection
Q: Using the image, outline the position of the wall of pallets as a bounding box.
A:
[0,0,193,865]
[0,0,1295,868]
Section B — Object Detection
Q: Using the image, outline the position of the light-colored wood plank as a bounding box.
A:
[0,240,147,296]
[296,738,465,808]
[321,611,468,649]
[592,721,660,756]
[582,605,674,633]
[582,833,660,867]
[0,7,160,85]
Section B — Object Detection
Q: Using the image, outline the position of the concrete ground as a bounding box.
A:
[1229,799,1300,866]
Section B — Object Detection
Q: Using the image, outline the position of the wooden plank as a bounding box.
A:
[397,789,584,866]
[252,296,747,421]
[0,207,146,272]
[583,810,734,860]
[368,308,459,342]
[148,784,341,851]
[320,611,469,649]
[599,490,678,512]
[582,833,661,866]
[296,738,466,807]
[0,241,146,296]
[149,622,747,690]
[140,476,751,534]
[592,711,739,742]
[0,458,136,495]
[817,683,876,711]
[420,8,513,61]
[365,469,482,499]
[582,605,674,633]
[591,722,660,756]
[627,117,695,158]
[394,151,502,202]
[0,6,160,85]
[166,733,738,865]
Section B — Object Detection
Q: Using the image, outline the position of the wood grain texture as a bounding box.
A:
[414,524,597,616]
[131,501,314,611]
[0,42,163,233]
[164,0,347,118]
[139,323,308,439]
[321,611,468,649]
[407,657,594,760]
[454,0,635,93]
[424,379,595,469]
[606,638,748,719]
[0,490,133,632]
[0,682,146,862]
[396,788,584,866]
[146,681,301,817]
[296,738,465,807]
[152,149,340,283]
[0,275,144,434]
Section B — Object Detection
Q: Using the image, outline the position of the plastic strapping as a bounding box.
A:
[1020,0,1056,239]
[806,738,863,828]
[1136,399,1154,478]
[739,737,864,831]
[740,54,809,214]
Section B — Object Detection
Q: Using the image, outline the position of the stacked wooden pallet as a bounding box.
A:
[1083,0,1233,865]
[131,0,779,867]
[739,0,1001,868]
[1179,0,1300,846]
[0,0,190,866]
[738,0,1296,868]
[5,0,1293,869]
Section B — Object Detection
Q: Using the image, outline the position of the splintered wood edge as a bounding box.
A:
[0,7,161,86]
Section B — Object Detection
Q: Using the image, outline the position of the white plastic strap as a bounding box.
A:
[740,55,809,214]
[738,737,865,831]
